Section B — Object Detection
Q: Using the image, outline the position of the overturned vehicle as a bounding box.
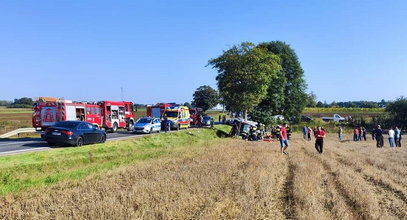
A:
[229,118,263,141]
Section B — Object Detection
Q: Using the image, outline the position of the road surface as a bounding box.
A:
[0,130,159,156]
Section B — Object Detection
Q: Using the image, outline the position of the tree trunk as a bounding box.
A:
[244,110,248,120]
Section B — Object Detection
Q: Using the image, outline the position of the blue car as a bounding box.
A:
[44,121,106,147]
[133,117,161,134]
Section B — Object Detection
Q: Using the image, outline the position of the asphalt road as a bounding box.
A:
[0,130,158,156]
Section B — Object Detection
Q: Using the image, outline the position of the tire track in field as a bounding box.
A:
[330,150,407,204]
[329,151,407,219]
[283,157,297,220]
[300,147,367,220]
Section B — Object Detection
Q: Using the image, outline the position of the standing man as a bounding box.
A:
[353,128,359,141]
[388,127,395,148]
[376,125,384,148]
[198,114,203,127]
[286,125,292,140]
[164,116,171,133]
[371,127,376,140]
[307,126,312,141]
[315,126,326,153]
[338,126,343,141]
[302,126,308,140]
[362,127,367,141]
[395,127,401,147]
[279,123,289,155]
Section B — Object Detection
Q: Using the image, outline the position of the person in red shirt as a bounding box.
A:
[279,123,289,155]
[353,128,359,141]
[315,127,326,153]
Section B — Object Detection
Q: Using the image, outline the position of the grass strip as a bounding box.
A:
[0,126,230,195]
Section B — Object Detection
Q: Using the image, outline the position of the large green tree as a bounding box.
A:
[386,97,407,127]
[255,41,308,118]
[208,42,281,119]
[191,85,219,112]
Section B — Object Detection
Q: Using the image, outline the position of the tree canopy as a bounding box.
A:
[254,41,308,119]
[386,97,407,128]
[191,85,219,112]
[208,42,281,119]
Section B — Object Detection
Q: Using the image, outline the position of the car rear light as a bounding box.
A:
[62,130,73,136]
[45,128,52,133]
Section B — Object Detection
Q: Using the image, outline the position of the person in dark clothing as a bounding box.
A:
[371,128,375,140]
[376,125,384,148]
[315,127,326,153]
[286,125,292,140]
[362,127,367,141]
[230,121,238,137]
[164,116,171,133]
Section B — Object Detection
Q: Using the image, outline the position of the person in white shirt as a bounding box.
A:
[388,127,395,148]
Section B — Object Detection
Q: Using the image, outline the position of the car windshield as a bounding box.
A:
[203,116,211,120]
[138,118,152,123]
[164,111,178,117]
[54,121,79,128]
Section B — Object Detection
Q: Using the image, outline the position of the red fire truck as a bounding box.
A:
[146,103,175,119]
[32,98,135,132]
[98,101,135,132]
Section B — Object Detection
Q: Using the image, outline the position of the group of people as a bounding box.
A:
[302,126,318,141]
[352,127,367,141]
[280,124,325,155]
[231,120,402,155]
[372,125,402,148]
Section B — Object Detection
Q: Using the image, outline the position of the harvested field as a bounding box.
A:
[0,133,406,219]
[0,112,32,135]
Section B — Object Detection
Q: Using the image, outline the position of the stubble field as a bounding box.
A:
[0,133,406,219]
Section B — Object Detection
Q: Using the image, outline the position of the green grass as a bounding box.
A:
[0,107,32,114]
[0,125,230,195]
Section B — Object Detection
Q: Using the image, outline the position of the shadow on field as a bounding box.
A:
[216,129,230,138]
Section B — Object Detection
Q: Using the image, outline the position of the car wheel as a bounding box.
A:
[177,124,180,131]
[127,121,134,131]
[100,135,106,143]
[46,141,55,147]
[149,128,153,134]
[112,122,118,133]
[76,137,84,147]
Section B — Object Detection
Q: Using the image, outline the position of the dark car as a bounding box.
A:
[301,115,313,122]
[44,121,106,147]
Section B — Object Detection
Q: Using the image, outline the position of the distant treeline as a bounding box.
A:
[0,97,34,108]
[312,100,390,108]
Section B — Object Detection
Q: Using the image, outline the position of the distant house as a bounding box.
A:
[211,104,224,111]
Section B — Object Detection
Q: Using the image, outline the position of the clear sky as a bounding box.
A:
[1,0,406,104]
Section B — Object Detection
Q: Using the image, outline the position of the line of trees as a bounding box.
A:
[0,97,34,108]
[305,94,391,108]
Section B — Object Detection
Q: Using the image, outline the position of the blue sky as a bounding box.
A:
[1,0,406,104]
